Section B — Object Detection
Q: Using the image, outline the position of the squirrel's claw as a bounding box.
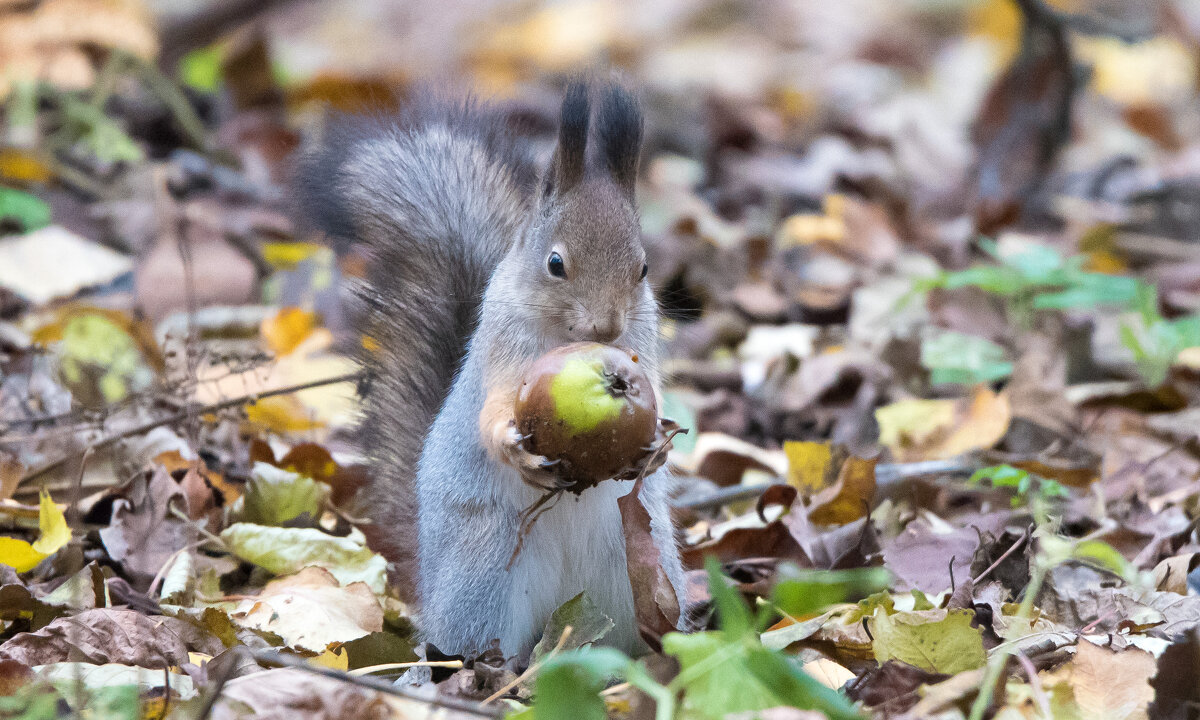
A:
[500,420,563,487]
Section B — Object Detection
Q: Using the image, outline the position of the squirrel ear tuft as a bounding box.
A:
[545,81,589,198]
[595,83,643,197]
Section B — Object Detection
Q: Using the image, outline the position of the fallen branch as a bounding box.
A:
[18,370,365,487]
[251,649,502,718]
[672,458,979,512]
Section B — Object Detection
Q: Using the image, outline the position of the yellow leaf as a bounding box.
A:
[875,398,957,452]
[876,387,1010,461]
[32,490,69,556]
[0,490,70,572]
[310,646,349,670]
[933,387,1010,459]
[808,454,876,526]
[0,537,47,573]
[1074,35,1196,107]
[0,148,53,183]
[262,241,324,270]
[262,307,318,357]
[784,441,833,493]
[244,395,325,434]
[785,441,876,525]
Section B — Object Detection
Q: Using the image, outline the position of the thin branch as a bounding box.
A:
[251,649,502,718]
[481,626,574,705]
[18,370,365,487]
[673,458,979,512]
[973,528,1030,584]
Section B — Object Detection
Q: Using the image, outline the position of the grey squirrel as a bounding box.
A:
[297,81,688,659]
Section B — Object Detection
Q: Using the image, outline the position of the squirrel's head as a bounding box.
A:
[516,81,651,346]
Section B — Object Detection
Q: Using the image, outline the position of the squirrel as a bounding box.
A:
[297,80,688,660]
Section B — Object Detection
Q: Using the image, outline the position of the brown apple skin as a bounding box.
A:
[514,342,657,489]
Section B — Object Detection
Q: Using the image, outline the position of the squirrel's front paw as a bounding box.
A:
[499,421,568,490]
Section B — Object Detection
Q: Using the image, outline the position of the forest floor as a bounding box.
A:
[2,0,1200,718]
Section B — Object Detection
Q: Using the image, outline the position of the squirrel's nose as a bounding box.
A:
[588,314,624,343]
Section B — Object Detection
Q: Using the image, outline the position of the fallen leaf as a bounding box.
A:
[882,513,1010,595]
[1153,554,1200,595]
[845,660,949,713]
[876,386,1011,461]
[618,477,681,649]
[1039,640,1155,720]
[0,609,223,666]
[0,226,132,304]
[210,667,437,720]
[237,462,329,527]
[220,523,387,595]
[229,566,383,653]
[868,608,987,675]
[98,467,192,591]
[532,591,614,661]
[0,491,69,573]
[34,662,197,700]
[785,442,876,526]
[262,307,319,357]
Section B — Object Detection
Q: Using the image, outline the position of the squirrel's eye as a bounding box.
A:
[640,263,648,281]
[547,252,566,278]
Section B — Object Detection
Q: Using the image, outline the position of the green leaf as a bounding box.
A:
[1032,272,1141,310]
[743,648,862,720]
[530,648,629,720]
[533,592,615,661]
[665,631,778,719]
[239,462,330,526]
[1072,540,1132,580]
[0,187,51,232]
[705,556,754,639]
[219,524,387,594]
[922,330,1013,386]
[772,566,892,619]
[179,46,223,93]
[760,609,837,651]
[868,608,986,675]
[0,683,63,720]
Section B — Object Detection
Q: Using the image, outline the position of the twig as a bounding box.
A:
[973,528,1030,584]
[673,458,979,512]
[506,490,563,570]
[1015,651,1052,718]
[348,660,464,676]
[18,370,365,486]
[251,649,501,718]
[481,626,574,705]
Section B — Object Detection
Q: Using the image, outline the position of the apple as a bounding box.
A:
[514,342,658,489]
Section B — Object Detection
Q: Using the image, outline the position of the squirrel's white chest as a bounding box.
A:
[504,479,638,654]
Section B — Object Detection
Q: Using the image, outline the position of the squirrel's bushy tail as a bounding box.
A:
[296,98,536,582]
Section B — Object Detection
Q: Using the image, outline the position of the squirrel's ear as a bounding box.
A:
[595,83,642,197]
[544,81,589,199]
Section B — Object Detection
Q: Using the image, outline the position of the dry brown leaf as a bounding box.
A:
[876,386,1011,461]
[97,466,192,591]
[618,476,682,649]
[229,566,383,653]
[1039,640,1156,720]
[1153,554,1200,595]
[0,0,157,98]
[0,608,223,666]
[211,667,454,720]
